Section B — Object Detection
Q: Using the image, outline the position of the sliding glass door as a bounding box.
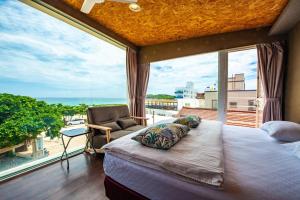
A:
[147,52,219,125]
[146,47,263,128]
[226,48,263,127]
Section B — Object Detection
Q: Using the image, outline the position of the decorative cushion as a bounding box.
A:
[261,121,300,142]
[131,123,190,150]
[174,115,201,128]
[117,118,138,129]
[100,122,122,134]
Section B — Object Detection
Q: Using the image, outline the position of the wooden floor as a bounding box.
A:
[0,153,107,200]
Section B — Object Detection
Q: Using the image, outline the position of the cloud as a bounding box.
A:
[148,49,258,95]
[0,1,258,98]
[0,0,126,98]
[148,52,219,94]
[152,65,173,72]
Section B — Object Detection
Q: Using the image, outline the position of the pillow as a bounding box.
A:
[100,122,122,134]
[261,121,300,142]
[117,118,138,129]
[174,115,201,128]
[131,123,190,150]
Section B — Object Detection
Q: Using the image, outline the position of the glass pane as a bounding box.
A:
[226,49,260,128]
[147,52,218,125]
[0,1,126,176]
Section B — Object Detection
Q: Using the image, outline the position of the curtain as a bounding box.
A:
[126,47,150,123]
[257,41,286,123]
[136,63,150,119]
[126,47,138,116]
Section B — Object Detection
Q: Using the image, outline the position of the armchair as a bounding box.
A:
[86,105,148,152]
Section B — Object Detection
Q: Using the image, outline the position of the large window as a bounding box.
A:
[146,48,262,127]
[226,48,262,127]
[146,52,219,124]
[0,0,126,179]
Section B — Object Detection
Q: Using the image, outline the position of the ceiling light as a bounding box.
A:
[129,3,141,12]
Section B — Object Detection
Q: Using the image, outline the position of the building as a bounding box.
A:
[203,74,257,111]
[177,98,202,110]
[228,73,245,90]
[174,82,197,99]
[204,90,257,111]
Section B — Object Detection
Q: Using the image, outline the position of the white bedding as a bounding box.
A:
[103,120,224,187]
[104,125,300,200]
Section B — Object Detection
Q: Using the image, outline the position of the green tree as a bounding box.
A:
[0,93,128,149]
[146,94,176,99]
[0,93,64,148]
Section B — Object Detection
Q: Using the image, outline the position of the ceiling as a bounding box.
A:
[63,0,288,46]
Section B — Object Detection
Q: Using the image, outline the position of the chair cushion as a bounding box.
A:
[118,118,138,129]
[131,123,190,150]
[100,122,122,134]
[125,125,146,132]
[110,130,132,140]
[174,115,201,128]
[87,105,130,124]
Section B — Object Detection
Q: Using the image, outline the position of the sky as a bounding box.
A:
[0,0,257,98]
[148,49,257,95]
[0,0,126,98]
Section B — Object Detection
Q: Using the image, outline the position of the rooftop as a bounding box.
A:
[178,107,257,128]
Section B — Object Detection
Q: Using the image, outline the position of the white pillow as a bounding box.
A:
[261,121,300,142]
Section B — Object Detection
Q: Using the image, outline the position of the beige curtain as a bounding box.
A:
[136,63,150,119]
[126,48,150,123]
[257,41,286,123]
[126,47,138,116]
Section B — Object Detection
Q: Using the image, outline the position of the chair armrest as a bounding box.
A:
[131,116,149,120]
[87,124,112,131]
[130,116,149,126]
[87,124,112,143]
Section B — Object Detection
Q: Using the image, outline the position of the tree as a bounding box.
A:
[0,93,64,148]
[0,93,127,149]
[146,94,176,99]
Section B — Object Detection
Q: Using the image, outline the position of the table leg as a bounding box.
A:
[91,134,97,154]
[60,135,72,170]
[84,134,89,151]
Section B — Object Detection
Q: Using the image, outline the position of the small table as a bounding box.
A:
[60,127,90,170]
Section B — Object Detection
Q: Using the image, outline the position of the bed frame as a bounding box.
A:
[104,176,148,200]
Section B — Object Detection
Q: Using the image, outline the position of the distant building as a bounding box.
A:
[204,73,257,111]
[174,82,197,99]
[196,93,205,99]
[228,73,245,90]
[205,83,217,92]
[177,98,202,110]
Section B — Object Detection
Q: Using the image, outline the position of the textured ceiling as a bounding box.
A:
[63,0,288,46]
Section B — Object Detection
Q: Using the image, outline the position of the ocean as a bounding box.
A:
[37,97,127,106]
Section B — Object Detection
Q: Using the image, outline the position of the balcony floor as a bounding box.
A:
[0,154,107,200]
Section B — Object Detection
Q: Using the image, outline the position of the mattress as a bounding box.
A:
[104,125,300,200]
[103,120,224,188]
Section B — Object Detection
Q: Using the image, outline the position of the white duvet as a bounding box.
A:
[103,120,224,188]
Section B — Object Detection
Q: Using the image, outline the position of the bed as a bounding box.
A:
[103,122,300,200]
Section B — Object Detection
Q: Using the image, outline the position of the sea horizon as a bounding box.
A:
[36,97,128,106]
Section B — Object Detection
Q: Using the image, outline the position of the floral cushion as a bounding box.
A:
[131,123,190,150]
[174,115,201,128]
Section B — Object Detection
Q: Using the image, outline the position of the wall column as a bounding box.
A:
[218,51,228,122]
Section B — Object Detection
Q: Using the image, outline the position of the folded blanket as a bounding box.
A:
[103,120,224,188]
